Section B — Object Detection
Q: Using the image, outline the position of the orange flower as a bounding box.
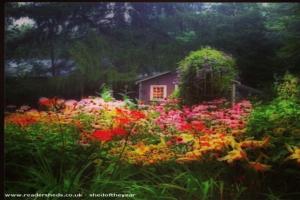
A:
[240,137,270,149]
[200,141,210,147]
[130,110,145,120]
[116,117,131,125]
[74,120,84,130]
[248,162,271,172]
[7,115,37,127]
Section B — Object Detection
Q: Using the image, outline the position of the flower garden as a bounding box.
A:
[5,93,300,199]
[5,3,300,199]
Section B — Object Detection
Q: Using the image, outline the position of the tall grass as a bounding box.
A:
[5,123,300,200]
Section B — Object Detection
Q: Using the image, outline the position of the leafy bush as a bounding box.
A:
[247,99,300,139]
[274,72,300,101]
[246,73,300,165]
[178,47,237,105]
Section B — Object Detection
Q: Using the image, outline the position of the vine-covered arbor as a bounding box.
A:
[178,47,237,105]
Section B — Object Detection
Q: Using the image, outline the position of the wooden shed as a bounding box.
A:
[135,71,262,105]
[135,71,179,104]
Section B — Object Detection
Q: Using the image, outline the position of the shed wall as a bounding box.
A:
[139,72,178,104]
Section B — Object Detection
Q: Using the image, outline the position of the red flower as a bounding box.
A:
[130,110,145,120]
[92,130,113,142]
[179,123,192,131]
[176,136,183,143]
[112,127,127,136]
[116,117,131,125]
[115,109,145,127]
[166,140,175,146]
[39,97,52,107]
[191,121,205,131]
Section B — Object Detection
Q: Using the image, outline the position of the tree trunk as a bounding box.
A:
[50,40,56,77]
[80,76,85,98]
[232,83,236,106]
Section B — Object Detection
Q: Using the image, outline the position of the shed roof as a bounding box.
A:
[135,71,172,84]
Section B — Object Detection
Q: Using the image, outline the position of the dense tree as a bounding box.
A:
[69,31,137,97]
[271,3,300,74]
[4,2,300,103]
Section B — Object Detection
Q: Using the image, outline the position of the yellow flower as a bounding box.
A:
[286,145,300,164]
[134,143,150,155]
[180,133,194,143]
[218,149,247,164]
[157,137,167,147]
[26,110,40,117]
[176,151,202,163]
[187,150,202,158]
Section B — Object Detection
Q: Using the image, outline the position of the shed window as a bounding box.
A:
[150,85,167,101]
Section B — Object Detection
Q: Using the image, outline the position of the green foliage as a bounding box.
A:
[69,31,108,96]
[275,72,300,101]
[246,75,300,165]
[4,122,112,195]
[178,47,237,105]
[270,4,300,74]
[96,84,114,102]
[175,31,197,43]
[169,87,180,99]
[121,94,137,109]
[69,31,138,97]
[247,98,300,140]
